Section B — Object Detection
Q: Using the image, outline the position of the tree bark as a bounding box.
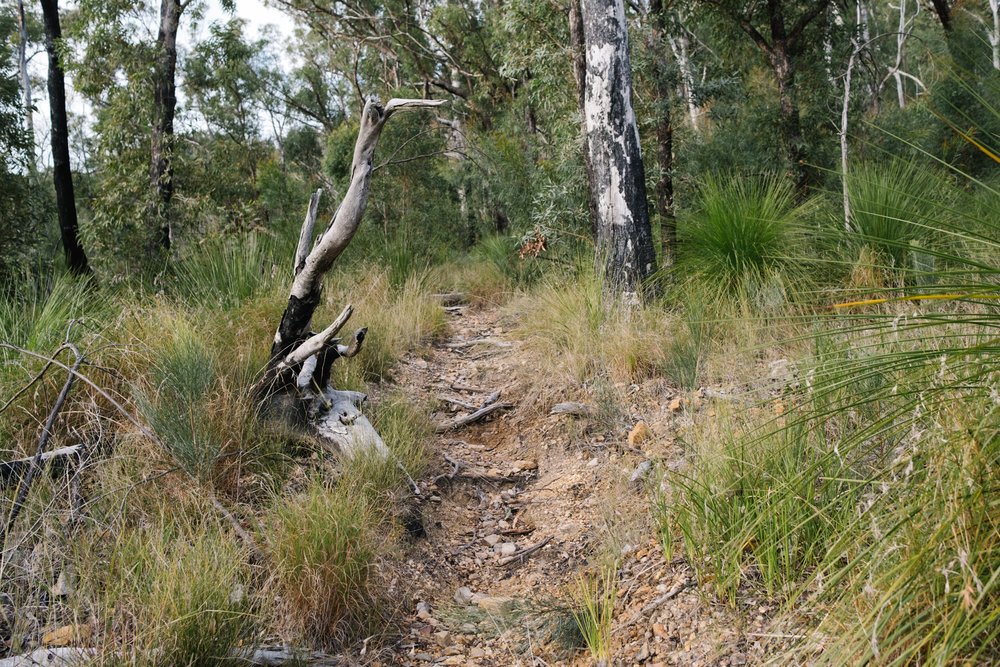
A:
[150,0,182,253]
[39,0,89,276]
[262,97,443,459]
[569,0,600,237]
[16,0,34,165]
[770,41,809,192]
[649,0,676,267]
[580,0,657,295]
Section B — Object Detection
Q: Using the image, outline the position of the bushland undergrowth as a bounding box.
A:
[1,150,997,664]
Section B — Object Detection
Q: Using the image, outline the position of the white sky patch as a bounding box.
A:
[28,0,299,168]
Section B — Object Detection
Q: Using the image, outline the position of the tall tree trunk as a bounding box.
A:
[770,41,809,191]
[668,31,700,133]
[39,0,89,276]
[580,0,657,295]
[16,0,34,167]
[150,0,182,253]
[569,0,600,237]
[649,0,676,266]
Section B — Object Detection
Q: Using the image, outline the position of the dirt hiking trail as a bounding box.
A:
[374,301,767,666]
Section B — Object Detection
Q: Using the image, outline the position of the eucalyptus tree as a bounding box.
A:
[580,0,657,295]
[39,0,89,275]
[700,0,832,191]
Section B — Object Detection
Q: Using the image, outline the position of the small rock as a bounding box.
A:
[629,459,652,486]
[668,396,684,413]
[494,542,517,556]
[434,630,451,645]
[730,652,748,666]
[51,571,72,597]
[628,420,653,445]
[483,534,501,546]
[512,458,537,471]
[42,623,91,647]
[587,456,600,468]
[416,601,433,620]
[637,642,650,661]
[470,647,486,658]
[413,652,433,662]
[652,622,669,639]
[454,586,475,606]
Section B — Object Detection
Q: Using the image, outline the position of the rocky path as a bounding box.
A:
[379,303,761,666]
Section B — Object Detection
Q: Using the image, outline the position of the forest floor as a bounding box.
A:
[373,301,773,666]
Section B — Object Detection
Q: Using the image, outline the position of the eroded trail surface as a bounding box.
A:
[379,303,762,666]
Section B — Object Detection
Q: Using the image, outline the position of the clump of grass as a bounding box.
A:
[338,392,431,509]
[844,159,947,272]
[568,564,618,662]
[329,269,447,383]
[516,266,671,384]
[681,173,811,299]
[265,479,383,646]
[0,272,94,353]
[137,322,224,481]
[93,521,255,666]
[666,423,861,606]
[662,295,712,390]
[173,233,281,309]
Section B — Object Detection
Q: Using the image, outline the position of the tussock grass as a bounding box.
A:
[844,160,949,274]
[515,266,673,384]
[568,564,618,662]
[84,519,255,666]
[265,479,384,646]
[679,173,812,304]
[172,233,283,310]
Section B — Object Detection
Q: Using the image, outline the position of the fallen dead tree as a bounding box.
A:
[257,97,443,459]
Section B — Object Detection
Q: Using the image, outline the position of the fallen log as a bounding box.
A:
[434,402,512,433]
[0,444,82,488]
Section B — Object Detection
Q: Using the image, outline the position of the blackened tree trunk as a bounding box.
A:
[39,0,89,275]
[648,0,676,266]
[770,41,809,191]
[569,0,600,237]
[580,0,657,295]
[150,0,182,253]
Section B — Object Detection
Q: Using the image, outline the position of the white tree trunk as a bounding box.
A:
[668,31,700,134]
[581,0,657,295]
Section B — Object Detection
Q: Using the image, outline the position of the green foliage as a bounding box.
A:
[680,173,810,303]
[138,324,224,481]
[845,160,948,271]
[568,565,618,661]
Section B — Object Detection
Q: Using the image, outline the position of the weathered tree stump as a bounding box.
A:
[259,97,444,458]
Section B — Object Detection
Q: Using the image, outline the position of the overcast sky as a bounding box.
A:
[29,0,298,168]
